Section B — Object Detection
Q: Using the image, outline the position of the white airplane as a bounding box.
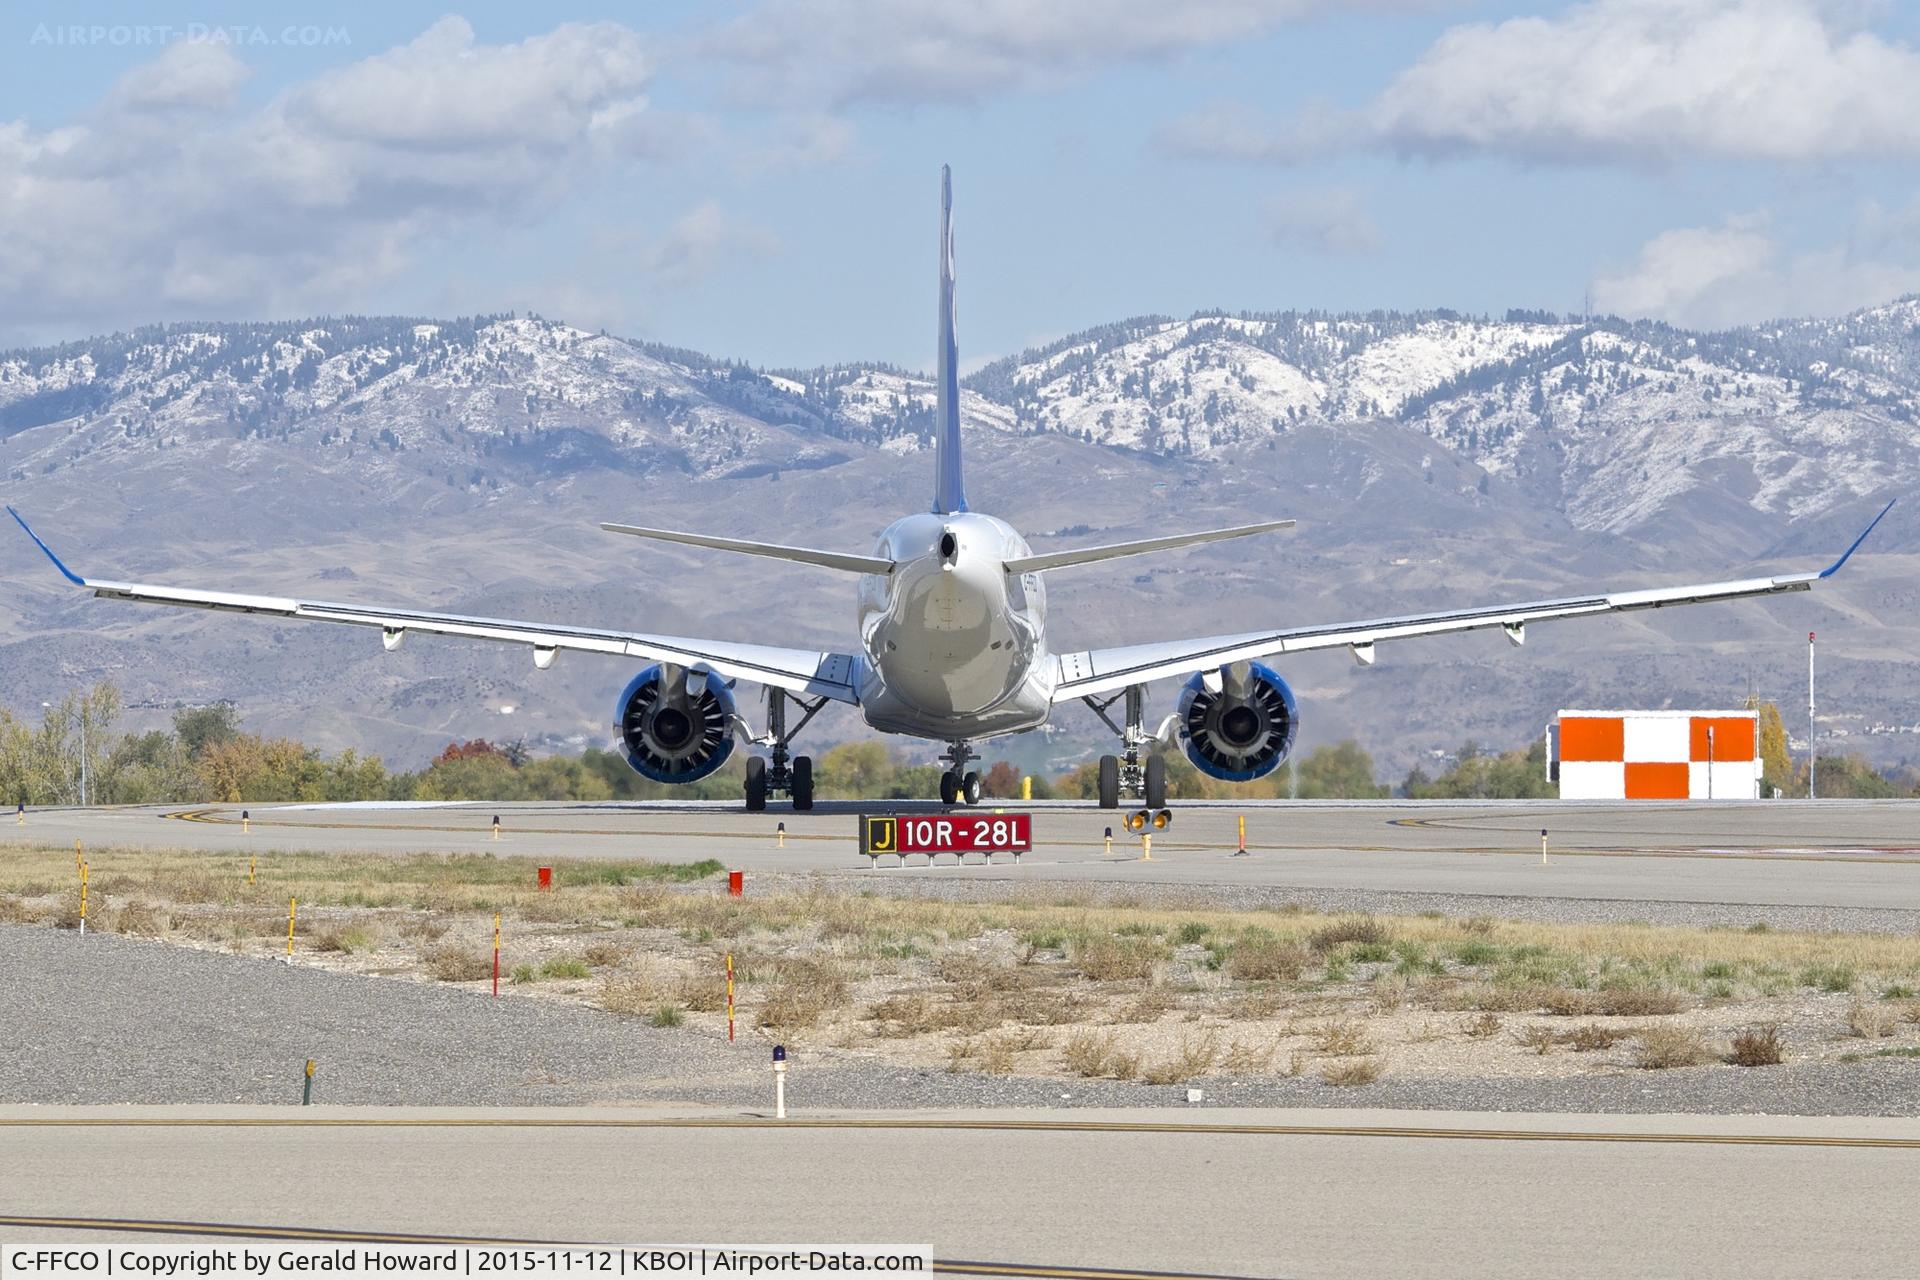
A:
[7,169,1896,813]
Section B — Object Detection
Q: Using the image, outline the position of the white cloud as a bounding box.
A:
[707,0,1416,106]
[107,41,253,112]
[1262,187,1382,255]
[1174,0,1920,167]
[1591,212,1920,328]
[0,18,654,340]
[642,202,779,286]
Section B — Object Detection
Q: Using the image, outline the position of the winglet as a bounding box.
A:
[1819,498,1896,579]
[6,506,88,587]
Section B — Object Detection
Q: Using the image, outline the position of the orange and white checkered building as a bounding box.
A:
[1550,710,1761,800]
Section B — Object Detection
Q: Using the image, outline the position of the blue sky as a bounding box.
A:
[4,1,1920,370]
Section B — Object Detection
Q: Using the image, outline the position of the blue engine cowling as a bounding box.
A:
[613,664,737,783]
[1176,661,1298,782]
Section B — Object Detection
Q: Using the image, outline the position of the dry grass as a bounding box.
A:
[1635,1026,1717,1069]
[1075,936,1163,982]
[1515,1025,1559,1055]
[1059,1029,1139,1080]
[1728,1025,1786,1067]
[756,957,851,1029]
[1558,1024,1634,1052]
[1307,916,1393,954]
[1313,1019,1375,1056]
[110,900,166,937]
[422,944,490,983]
[1463,1012,1503,1039]
[1226,934,1309,981]
[1320,1055,1385,1086]
[1847,1002,1900,1039]
[1219,1037,1278,1072]
[1141,1031,1220,1085]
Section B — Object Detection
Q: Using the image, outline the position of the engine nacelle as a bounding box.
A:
[1177,660,1298,782]
[613,664,737,783]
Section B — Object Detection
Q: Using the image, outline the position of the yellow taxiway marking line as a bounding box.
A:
[4,1116,1916,1149]
[0,1217,1259,1280]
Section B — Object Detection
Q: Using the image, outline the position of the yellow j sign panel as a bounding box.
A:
[863,816,898,854]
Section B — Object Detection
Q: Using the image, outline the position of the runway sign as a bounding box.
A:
[860,812,1033,857]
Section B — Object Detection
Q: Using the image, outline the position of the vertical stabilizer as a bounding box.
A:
[933,164,968,514]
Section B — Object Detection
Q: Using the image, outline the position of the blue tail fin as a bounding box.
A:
[932,164,967,514]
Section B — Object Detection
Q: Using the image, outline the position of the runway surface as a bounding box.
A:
[4,1106,1916,1278]
[11,798,1920,911]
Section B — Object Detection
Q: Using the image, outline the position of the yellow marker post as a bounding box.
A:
[285,897,297,962]
[1238,814,1247,853]
[14,802,22,825]
[248,854,256,886]
[776,822,786,850]
[1103,827,1112,857]
[491,814,501,842]
[242,812,250,835]
[78,860,88,935]
[1021,775,1032,801]
[1540,828,1549,866]
[1141,832,1152,861]
[302,1059,315,1106]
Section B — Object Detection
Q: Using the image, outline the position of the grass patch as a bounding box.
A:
[1074,936,1163,982]
[648,1005,684,1028]
[1319,1055,1384,1086]
[423,945,490,983]
[1634,1026,1716,1069]
[1307,916,1392,955]
[539,956,592,980]
[1801,963,1856,994]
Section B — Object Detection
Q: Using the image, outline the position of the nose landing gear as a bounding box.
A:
[939,740,983,806]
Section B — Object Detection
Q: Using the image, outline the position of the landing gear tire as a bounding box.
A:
[962,771,983,806]
[1144,755,1167,810]
[790,755,814,811]
[940,771,960,806]
[745,757,768,812]
[1097,755,1120,809]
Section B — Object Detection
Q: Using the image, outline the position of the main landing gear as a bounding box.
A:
[1085,684,1170,811]
[745,688,829,813]
[938,740,983,807]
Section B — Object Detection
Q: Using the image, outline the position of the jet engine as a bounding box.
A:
[613,664,737,783]
[1176,660,1297,781]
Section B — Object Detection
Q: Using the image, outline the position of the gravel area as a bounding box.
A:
[761,868,1920,935]
[8,923,1919,1115]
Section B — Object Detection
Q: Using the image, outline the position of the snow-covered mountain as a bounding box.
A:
[1,302,1914,776]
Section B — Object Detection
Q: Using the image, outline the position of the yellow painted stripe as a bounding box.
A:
[3,1115,1914,1149]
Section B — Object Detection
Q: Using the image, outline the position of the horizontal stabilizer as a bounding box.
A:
[600,523,894,575]
[1004,520,1294,575]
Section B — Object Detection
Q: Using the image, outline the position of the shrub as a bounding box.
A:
[1142,1032,1220,1085]
[1226,933,1308,981]
[1559,1024,1632,1052]
[648,1006,684,1028]
[423,945,490,982]
[540,956,592,980]
[1314,1020,1375,1056]
[1307,917,1391,955]
[1728,1025,1785,1066]
[1515,1025,1558,1055]
[1634,1026,1715,1069]
[1074,936,1162,982]
[1590,987,1687,1017]
[1062,1030,1122,1077]
[312,924,374,954]
[111,901,167,937]
[581,940,631,968]
[757,958,851,1029]
[1847,1003,1899,1039]
[1175,921,1212,946]
[1320,1056,1384,1086]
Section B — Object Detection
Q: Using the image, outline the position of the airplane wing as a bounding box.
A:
[7,508,862,705]
[1051,501,1895,701]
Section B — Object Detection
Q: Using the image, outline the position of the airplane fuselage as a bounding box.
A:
[857,510,1055,741]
